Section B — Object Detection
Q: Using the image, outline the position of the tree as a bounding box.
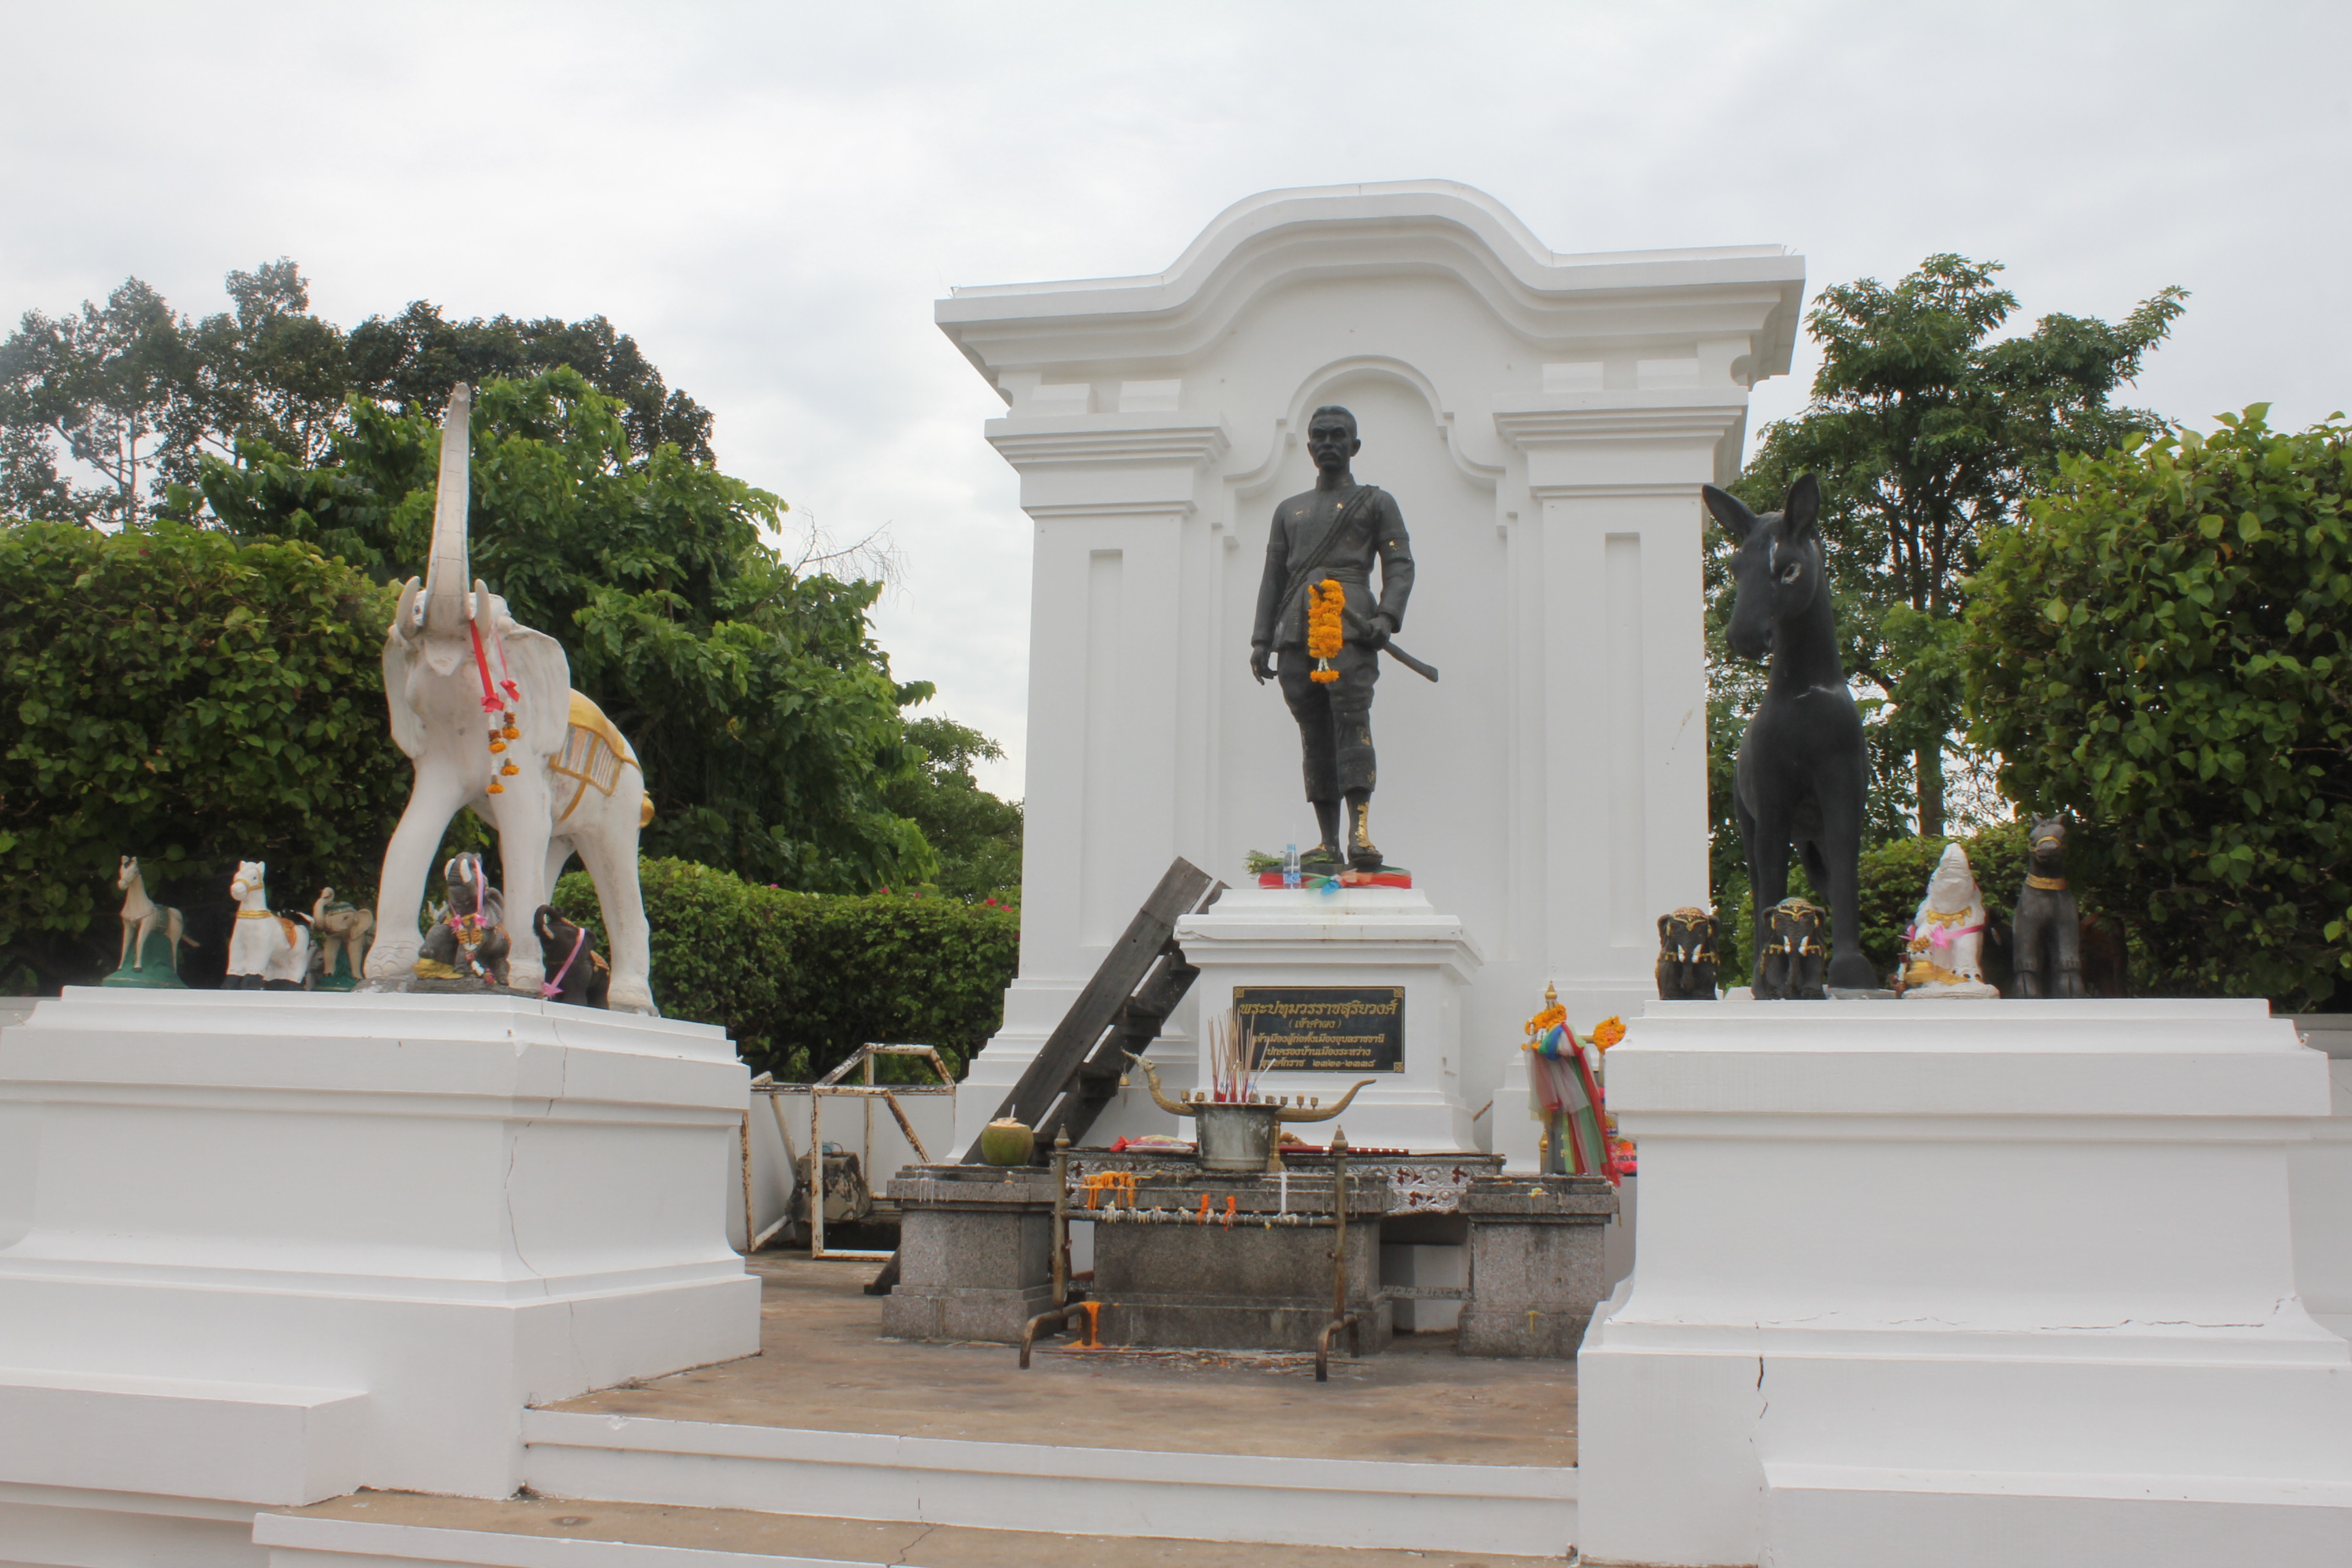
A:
[0,521,410,992]
[178,259,359,471]
[1962,408,2352,1008]
[1732,255,2187,836]
[884,717,1024,904]
[0,278,193,523]
[189,368,936,894]
[1,260,715,526]
[346,299,713,463]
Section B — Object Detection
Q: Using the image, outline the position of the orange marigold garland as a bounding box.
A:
[1306,578,1345,683]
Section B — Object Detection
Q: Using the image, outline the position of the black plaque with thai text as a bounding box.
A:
[1232,985,1405,1073]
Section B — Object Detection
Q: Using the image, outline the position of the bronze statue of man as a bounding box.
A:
[1250,406,1414,870]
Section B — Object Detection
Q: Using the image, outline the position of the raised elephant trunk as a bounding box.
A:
[1124,1053,1374,1124]
[421,382,472,640]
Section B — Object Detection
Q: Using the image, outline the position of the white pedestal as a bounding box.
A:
[2290,1016,2352,1339]
[0,989,760,1567]
[1170,885,1481,1153]
[1578,998,2352,1568]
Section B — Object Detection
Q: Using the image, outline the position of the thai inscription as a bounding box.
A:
[1232,985,1405,1073]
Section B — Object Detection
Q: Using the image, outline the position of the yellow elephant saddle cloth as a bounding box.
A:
[554,689,655,827]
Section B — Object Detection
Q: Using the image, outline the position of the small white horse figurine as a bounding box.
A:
[226,861,312,990]
[114,857,185,979]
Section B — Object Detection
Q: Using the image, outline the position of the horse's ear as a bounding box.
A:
[1701,484,1755,542]
[1784,474,1823,542]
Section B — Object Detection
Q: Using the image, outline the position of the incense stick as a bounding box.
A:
[1205,1008,1263,1102]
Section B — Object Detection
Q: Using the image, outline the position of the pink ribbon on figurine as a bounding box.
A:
[540,927,587,1000]
[1907,921,1984,949]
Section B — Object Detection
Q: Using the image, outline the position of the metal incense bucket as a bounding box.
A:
[1124,1053,1378,1173]
[1192,1102,1282,1173]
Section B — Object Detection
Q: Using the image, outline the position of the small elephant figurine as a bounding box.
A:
[2012,817,2087,998]
[1655,906,1720,1000]
[309,887,376,987]
[530,905,608,1008]
[417,853,508,985]
[1754,897,1827,1000]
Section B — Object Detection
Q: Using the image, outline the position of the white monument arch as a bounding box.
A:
[938,180,1804,1152]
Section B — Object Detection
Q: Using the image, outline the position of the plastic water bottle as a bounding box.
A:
[1283,843,1301,889]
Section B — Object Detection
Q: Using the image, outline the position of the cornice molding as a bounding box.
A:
[1492,399,1749,450]
[939,183,1805,383]
[1021,500,1198,520]
[985,416,1232,471]
[1525,481,1715,502]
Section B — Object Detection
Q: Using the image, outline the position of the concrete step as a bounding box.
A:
[1762,1463,2352,1568]
[258,1491,1573,1565]
[519,1409,1576,1558]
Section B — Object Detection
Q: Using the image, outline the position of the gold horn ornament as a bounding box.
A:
[1124,1054,1375,1123]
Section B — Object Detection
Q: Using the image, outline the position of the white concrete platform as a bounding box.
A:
[0,988,760,1568]
[1578,997,2352,1568]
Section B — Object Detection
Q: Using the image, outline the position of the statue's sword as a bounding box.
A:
[1380,641,1439,682]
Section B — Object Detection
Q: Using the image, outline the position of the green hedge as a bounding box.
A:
[553,857,1017,1080]
[0,521,408,992]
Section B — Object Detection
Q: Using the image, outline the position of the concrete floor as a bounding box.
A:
[544,1254,1579,1468]
[284,1492,1569,1566]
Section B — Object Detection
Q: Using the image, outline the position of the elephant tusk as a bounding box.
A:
[391,578,421,642]
[1124,1053,1198,1118]
[1275,1079,1377,1124]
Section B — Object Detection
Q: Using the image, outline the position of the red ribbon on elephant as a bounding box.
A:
[469,621,502,714]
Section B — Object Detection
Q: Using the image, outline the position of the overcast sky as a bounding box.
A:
[5,1,2345,796]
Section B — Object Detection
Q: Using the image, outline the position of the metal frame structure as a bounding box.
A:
[752,1044,951,1260]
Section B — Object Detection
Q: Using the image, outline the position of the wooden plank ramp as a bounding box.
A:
[864,858,1222,1295]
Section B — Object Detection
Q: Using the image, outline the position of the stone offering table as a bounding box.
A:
[881,1164,1060,1342]
[1456,1173,1618,1357]
[885,1149,1617,1361]
[1082,1167,1394,1352]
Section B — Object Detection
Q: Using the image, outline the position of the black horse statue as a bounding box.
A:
[1703,476,1878,993]
[531,905,610,1008]
[2012,817,2087,998]
[1655,906,1720,1000]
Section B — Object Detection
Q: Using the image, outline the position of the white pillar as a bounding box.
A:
[956,417,1231,1147]
[1494,398,1744,1005]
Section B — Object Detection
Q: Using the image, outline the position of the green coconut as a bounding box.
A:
[978,1117,1036,1166]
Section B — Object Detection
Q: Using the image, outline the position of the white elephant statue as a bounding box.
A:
[363,383,657,1014]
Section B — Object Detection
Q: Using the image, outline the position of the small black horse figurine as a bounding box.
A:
[1655,907,1720,1000]
[2012,817,2087,998]
[530,905,609,1008]
[1703,476,1878,993]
